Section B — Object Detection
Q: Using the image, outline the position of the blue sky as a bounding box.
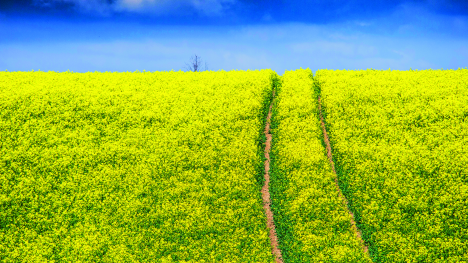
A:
[1,0,467,74]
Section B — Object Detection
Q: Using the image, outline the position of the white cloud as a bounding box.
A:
[33,0,114,16]
[34,0,236,17]
[2,15,467,73]
[113,0,175,15]
[188,0,235,16]
[116,0,148,10]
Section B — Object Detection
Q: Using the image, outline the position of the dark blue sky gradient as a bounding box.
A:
[1,0,467,73]
[2,0,468,24]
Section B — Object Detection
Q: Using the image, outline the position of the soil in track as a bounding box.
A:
[261,89,284,263]
[318,95,372,260]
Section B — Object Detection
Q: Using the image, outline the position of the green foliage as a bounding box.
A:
[2,68,467,262]
[0,70,278,262]
[315,69,468,262]
[269,68,371,262]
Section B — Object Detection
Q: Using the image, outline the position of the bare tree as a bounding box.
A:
[184,55,209,72]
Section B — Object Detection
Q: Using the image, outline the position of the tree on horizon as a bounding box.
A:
[184,54,208,72]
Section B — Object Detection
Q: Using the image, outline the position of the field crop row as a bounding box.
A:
[315,69,468,262]
[1,69,467,262]
[269,68,372,262]
[0,70,278,262]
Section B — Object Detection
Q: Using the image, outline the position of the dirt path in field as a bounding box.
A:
[261,89,284,263]
[318,96,372,260]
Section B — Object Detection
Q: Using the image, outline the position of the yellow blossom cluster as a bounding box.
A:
[0,69,278,262]
[315,68,468,262]
[269,68,372,262]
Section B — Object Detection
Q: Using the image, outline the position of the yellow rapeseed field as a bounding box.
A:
[315,69,468,262]
[1,68,467,262]
[0,70,278,262]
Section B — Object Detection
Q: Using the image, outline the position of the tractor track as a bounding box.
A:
[318,96,371,260]
[261,89,284,263]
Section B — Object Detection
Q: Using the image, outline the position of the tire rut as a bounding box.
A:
[318,96,372,260]
[261,89,284,263]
